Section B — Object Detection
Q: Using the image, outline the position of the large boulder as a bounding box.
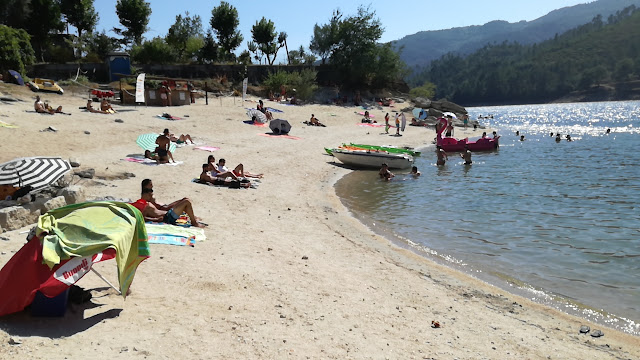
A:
[413,97,431,109]
[0,206,40,232]
[58,185,85,205]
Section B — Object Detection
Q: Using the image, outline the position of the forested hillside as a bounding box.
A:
[412,7,640,105]
[394,0,640,70]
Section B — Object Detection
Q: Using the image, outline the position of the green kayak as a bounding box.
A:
[346,143,421,156]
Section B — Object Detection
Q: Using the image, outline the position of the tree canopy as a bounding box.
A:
[250,17,286,65]
[166,12,204,62]
[413,6,640,105]
[0,25,36,75]
[114,0,152,47]
[210,1,243,61]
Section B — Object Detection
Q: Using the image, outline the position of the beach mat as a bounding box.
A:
[194,146,220,152]
[146,223,206,242]
[258,133,301,140]
[266,107,283,113]
[0,120,18,128]
[358,123,385,127]
[192,178,260,189]
[243,120,268,127]
[155,114,183,120]
[147,234,195,247]
[357,112,375,117]
[123,157,183,166]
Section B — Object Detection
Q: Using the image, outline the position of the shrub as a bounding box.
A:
[288,69,318,101]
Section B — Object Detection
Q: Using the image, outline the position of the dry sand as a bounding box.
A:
[0,83,638,359]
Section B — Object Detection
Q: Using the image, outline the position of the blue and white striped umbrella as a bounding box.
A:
[136,133,177,153]
[0,157,71,190]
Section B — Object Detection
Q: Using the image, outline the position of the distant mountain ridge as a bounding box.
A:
[393,0,640,70]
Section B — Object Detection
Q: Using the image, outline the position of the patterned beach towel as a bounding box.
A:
[194,146,220,152]
[258,133,301,140]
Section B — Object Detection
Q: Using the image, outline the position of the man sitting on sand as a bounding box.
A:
[44,101,64,114]
[132,188,205,227]
[155,131,176,164]
[86,99,109,114]
[34,96,55,114]
[199,164,251,188]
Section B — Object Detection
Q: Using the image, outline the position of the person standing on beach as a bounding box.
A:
[436,146,448,166]
[463,114,469,128]
[385,113,390,134]
[395,113,401,135]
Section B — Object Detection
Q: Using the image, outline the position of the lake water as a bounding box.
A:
[335,101,640,335]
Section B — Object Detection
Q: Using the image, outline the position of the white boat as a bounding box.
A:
[330,149,414,169]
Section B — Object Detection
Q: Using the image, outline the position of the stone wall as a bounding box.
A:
[0,185,85,233]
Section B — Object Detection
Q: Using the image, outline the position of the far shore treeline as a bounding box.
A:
[1,0,640,105]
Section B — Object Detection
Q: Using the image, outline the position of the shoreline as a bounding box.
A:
[0,84,638,358]
[335,169,639,336]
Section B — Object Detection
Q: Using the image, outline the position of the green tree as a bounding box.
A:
[288,45,316,65]
[198,31,219,64]
[0,0,31,30]
[60,0,99,59]
[409,82,436,99]
[250,17,285,65]
[60,0,98,39]
[329,6,385,86]
[237,50,252,65]
[210,1,243,62]
[0,25,36,75]
[614,57,634,81]
[131,37,176,64]
[114,0,151,47]
[309,10,341,64]
[86,30,118,61]
[166,12,204,62]
[25,0,64,61]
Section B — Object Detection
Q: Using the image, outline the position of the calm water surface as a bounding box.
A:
[335,101,640,335]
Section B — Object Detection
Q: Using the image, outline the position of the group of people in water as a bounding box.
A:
[379,164,421,181]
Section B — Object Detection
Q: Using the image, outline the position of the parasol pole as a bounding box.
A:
[91,268,121,295]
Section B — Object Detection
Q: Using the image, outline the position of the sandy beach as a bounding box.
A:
[0,83,638,359]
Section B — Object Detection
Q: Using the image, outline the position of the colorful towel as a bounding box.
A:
[36,201,150,297]
[0,120,18,128]
[358,123,385,127]
[244,120,268,127]
[258,133,301,140]
[145,223,206,242]
[194,146,220,152]
[147,234,195,247]
[357,112,375,117]
[155,114,183,120]
[123,157,183,166]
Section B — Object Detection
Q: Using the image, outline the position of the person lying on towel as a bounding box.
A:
[131,187,205,227]
[199,164,250,188]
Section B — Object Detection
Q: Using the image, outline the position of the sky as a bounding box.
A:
[92,0,591,63]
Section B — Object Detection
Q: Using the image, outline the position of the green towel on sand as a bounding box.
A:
[36,201,150,297]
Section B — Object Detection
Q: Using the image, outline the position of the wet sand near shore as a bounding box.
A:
[0,83,638,359]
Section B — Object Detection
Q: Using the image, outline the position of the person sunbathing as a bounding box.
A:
[215,157,263,179]
[132,187,205,227]
[206,155,239,180]
[305,114,325,127]
[199,164,251,188]
[34,96,54,114]
[87,99,109,114]
[163,128,194,144]
[100,99,116,113]
[44,102,64,114]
